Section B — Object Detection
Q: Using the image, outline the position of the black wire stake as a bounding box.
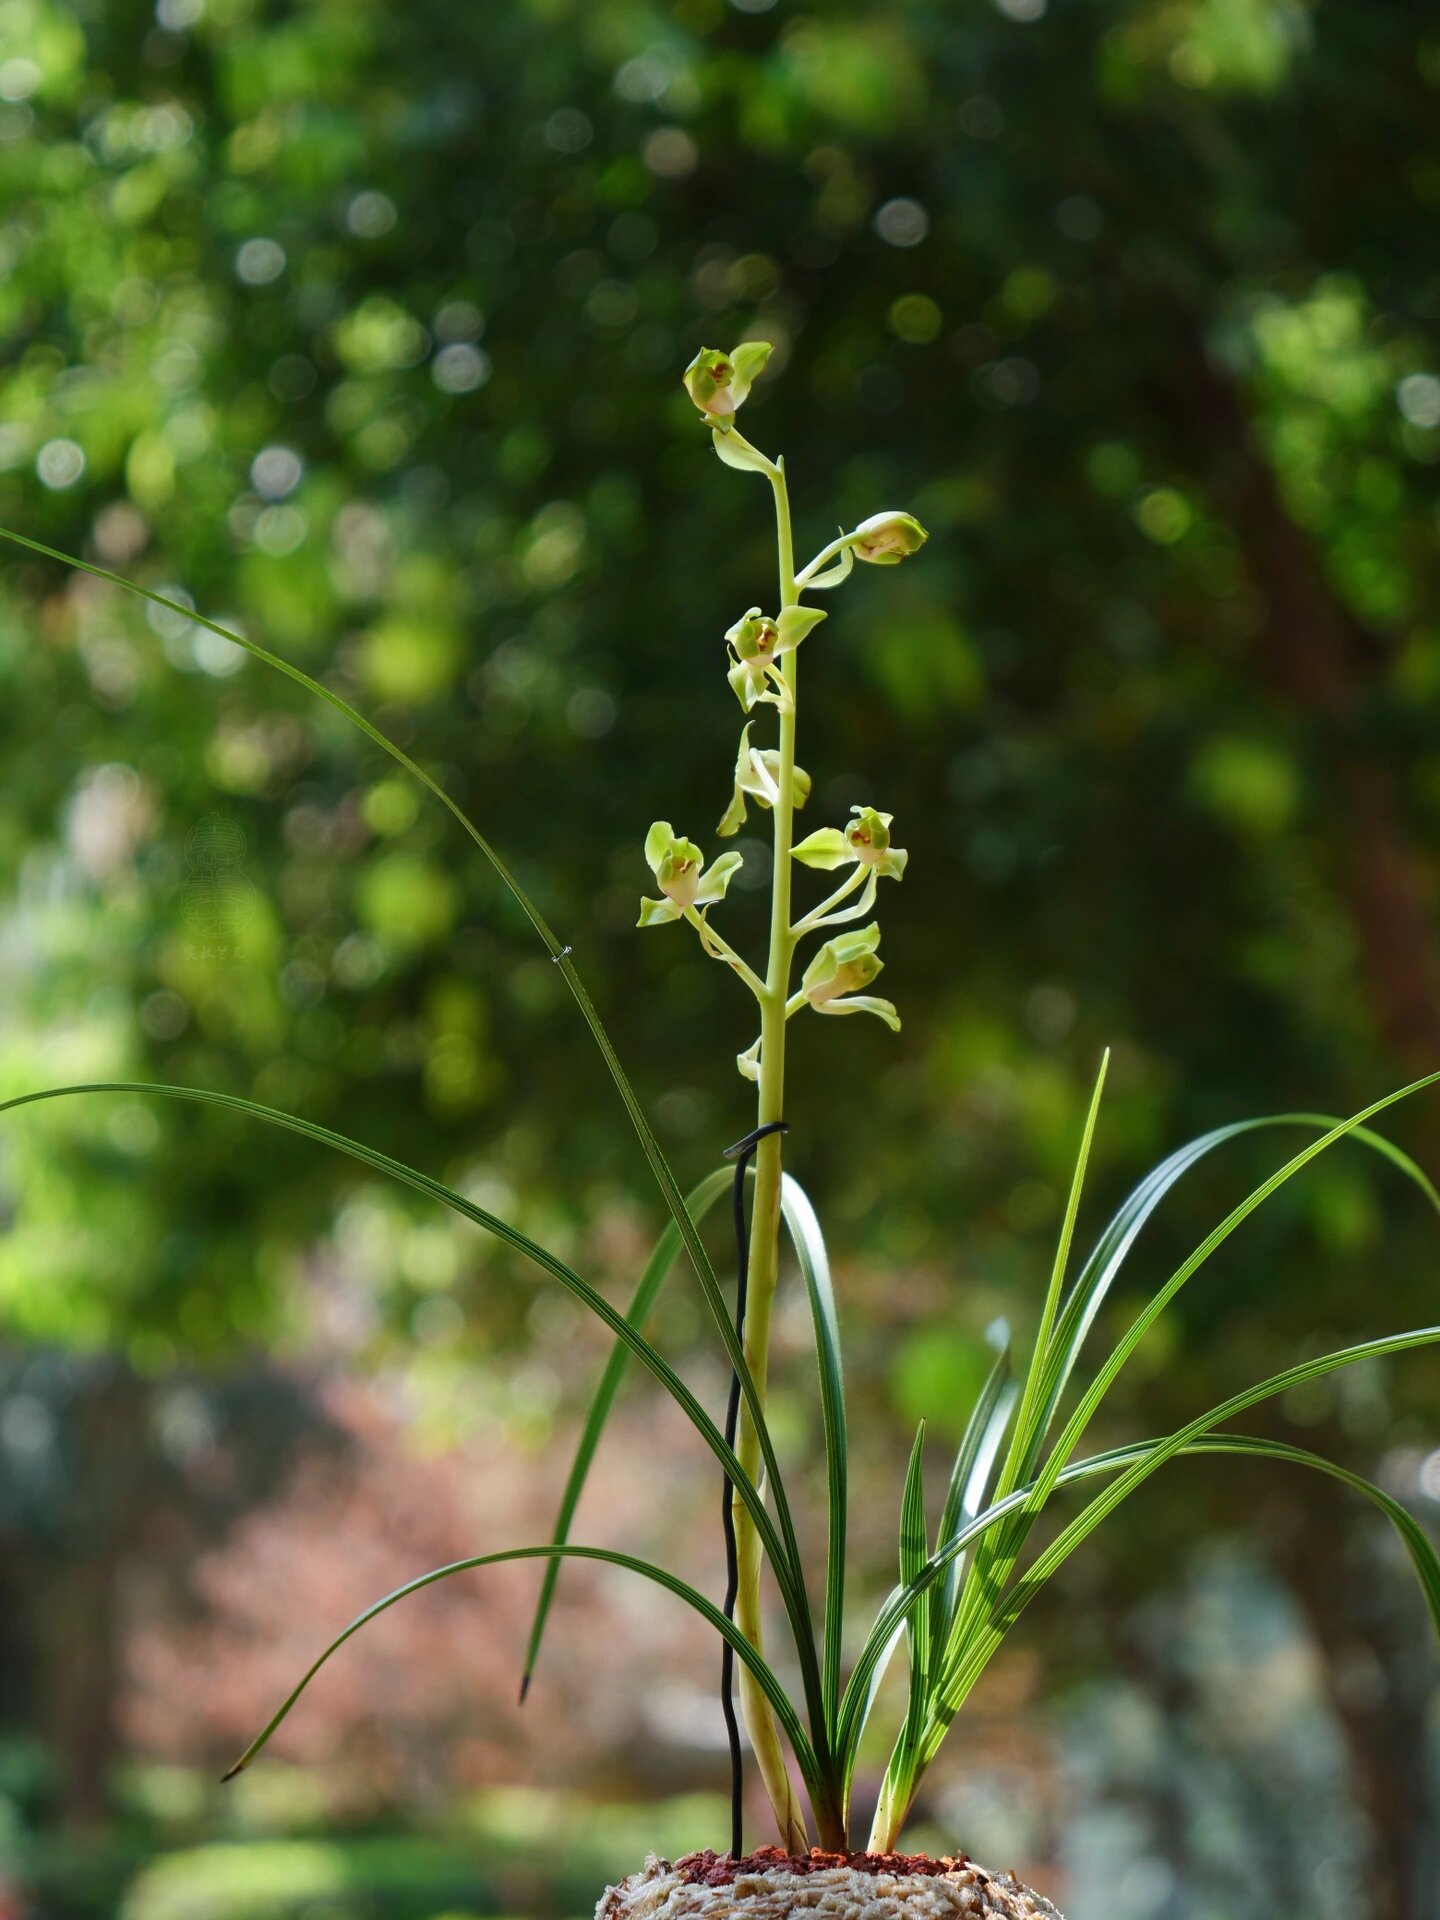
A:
[718,1118,790,1862]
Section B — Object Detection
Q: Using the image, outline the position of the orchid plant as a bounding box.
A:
[2,343,1439,1860]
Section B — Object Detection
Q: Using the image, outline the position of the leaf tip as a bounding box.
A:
[518,1672,532,1706]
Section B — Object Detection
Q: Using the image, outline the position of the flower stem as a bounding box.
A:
[794,529,855,585]
[730,453,825,1852]
[791,864,867,937]
[685,908,767,1000]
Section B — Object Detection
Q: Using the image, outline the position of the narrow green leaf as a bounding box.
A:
[967,1055,1107,1642]
[838,1319,1440,1770]
[896,1422,930,1770]
[522,1166,733,1698]
[779,1172,848,1738]
[1069,1434,1440,1640]
[224,1542,818,1792]
[998,1053,1107,1497]
[0,1080,823,1710]
[931,1323,1440,1733]
[1033,1112,1440,1477]
[930,1326,1015,1648]
[872,1336,1014,1843]
[939,1081,1440,1725]
[899,1423,929,1614]
[1029,1072,1440,1528]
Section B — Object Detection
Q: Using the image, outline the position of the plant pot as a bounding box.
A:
[598,1849,1064,1920]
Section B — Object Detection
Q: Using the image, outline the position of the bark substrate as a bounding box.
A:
[677,1850,972,1885]
[598,1848,1064,1920]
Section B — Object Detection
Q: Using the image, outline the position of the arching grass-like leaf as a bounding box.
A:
[521,1166,733,1700]
[927,1323,1440,1742]
[868,1329,1015,1848]
[867,1415,1440,1844]
[955,1055,1107,1696]
[0,1079,827,1737]
[882,1423,929,1832]
[931,1325,1015,1647]
[839,1320,1440,1779]
[779,1172,848,1734]
[223,1542,820,1795]
[1067,1433,1440,1637]
[841,1073,1440,1781]
[929,1074,1440,1742]
[1021,1072,1440,1541]
[1031,1112,1440,1479]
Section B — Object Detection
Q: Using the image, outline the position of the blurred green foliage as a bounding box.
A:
[18,1776,729,1920]
[2,0,1440,1908]
[2,0,1439,1376]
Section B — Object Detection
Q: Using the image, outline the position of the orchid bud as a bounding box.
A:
[800,922,901,1030]
[850,510,928,565]
[683,341,773,428]
[793,806,908,881]
[639,822,742,926]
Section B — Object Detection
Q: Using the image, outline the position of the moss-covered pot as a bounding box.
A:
[597,1850,1063,1920]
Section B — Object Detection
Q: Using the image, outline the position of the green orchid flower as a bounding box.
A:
[850,510,928,565]
[717,724,812,837]
[792,806,908,881]
[725,605,826,711]
[638,821,743,927]
[797,921,900,1029]
[682,341,773,428]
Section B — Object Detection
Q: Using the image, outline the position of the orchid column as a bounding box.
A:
[639,342,926,1848]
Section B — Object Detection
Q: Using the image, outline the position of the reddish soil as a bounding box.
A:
[676,1848,974,1886]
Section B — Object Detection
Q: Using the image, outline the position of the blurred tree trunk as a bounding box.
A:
[15,1543,123,1822]
[0,1359,333,1824]
[0,1369,146,1824]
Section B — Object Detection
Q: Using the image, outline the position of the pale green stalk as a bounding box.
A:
[729,444,823,1850]
[793,865,867,936]
[685,906,768,997]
